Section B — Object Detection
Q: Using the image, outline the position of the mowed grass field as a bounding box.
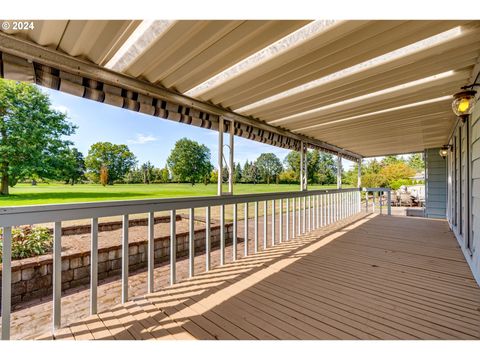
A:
[0,183,338,206]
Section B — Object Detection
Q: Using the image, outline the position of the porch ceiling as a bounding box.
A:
[2,20,480,157]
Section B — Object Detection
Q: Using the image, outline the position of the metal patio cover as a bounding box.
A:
[1,20,479,158]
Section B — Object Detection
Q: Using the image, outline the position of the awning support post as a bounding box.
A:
[217,117,235,196]
[300,141,308,191]
[337,155,342,189]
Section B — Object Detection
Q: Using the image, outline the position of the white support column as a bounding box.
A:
[337,155,342,189]
[300,142,304,192]
[357,160,362,188]
[218,118,234,196]
[53,221,62,331]
[90,218,98,313]
[217,117,224,196]
[1,226,12,340]
[228,120,234,194]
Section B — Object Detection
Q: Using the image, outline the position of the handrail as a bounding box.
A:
[0,187,360,227]
[1,187,362,340]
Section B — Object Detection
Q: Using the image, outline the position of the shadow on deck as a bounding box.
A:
[41,214,480,340]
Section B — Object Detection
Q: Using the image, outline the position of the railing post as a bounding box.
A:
[286,198,290,241]
[244,203,248,257]
[271,199,275,246]
[365,190,369,213]
[53,221,62,330]
[372,192,376,213]
[220,204,225,265]
[90,217,98,314]
[254,201,259,253]
[302,196,306,234]
[121,215,129,304]
[1,226,12,340]
[387,190,392,216]
[320,194,324,227]
[263,201,268,250]
[333,193,336,223]
[147,212,154,293]
[297,196,301,236]
[189,208,195,278]
[292,197,296,239]
[279,198,283,243]
[205,206,211,271]
[379,192,383,215]
[233,203,237,261]
[170,210,176,285]
[307,195,311,232]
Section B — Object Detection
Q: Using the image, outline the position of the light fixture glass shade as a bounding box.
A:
[439,145,450,159]
[452,90,476,117]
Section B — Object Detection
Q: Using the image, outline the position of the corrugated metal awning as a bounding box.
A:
[1,19,479,158]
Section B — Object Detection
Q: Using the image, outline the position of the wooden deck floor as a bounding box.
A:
[39,214,480,340]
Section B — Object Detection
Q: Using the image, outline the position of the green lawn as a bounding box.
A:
[0,183,338,206]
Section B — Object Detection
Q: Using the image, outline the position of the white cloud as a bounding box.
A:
[127,133,158,145]
[52,105,70,114]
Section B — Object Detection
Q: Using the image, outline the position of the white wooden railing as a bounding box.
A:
[0,187,362,339]
[363,187,392,215]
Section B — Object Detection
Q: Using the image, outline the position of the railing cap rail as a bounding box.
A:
[0,187,361,227]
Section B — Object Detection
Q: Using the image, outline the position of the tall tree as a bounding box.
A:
[0,79,76,195]
[317,153,337,185]
[85,142,136,185]
[284,150,321,183]
[234,162,242,183]
[60,147,86,185]
[381,155,405,167]
[141,161,155,184]
[408,153,425,172]
[255,153,283,184]
[242,160,260,184]
[166,138,213,186]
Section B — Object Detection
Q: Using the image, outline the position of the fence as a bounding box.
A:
[0,187,363,339]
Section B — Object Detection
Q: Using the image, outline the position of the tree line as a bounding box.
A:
[0,79,424,195]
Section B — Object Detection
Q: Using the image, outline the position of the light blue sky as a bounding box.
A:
[43,86,356,170]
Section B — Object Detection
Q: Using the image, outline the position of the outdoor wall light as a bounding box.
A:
[439,145,451,159]
[453,72,479,121]
[452,90,476,119]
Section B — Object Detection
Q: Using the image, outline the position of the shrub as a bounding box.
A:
[0,226,52,261]
[100,165,109,186]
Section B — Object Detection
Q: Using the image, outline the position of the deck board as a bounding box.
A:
[39,214,480,340]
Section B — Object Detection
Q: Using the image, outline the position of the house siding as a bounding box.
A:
[425,148,447,219]
[447,95,480,285]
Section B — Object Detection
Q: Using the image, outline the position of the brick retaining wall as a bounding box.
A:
[0,222,234,306]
